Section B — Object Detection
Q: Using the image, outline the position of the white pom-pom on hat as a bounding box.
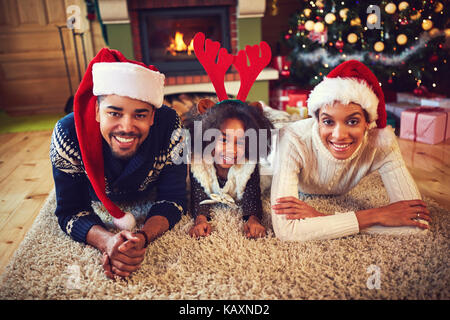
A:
[113,211,137,231]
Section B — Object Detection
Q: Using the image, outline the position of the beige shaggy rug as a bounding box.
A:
[0,173,448,300]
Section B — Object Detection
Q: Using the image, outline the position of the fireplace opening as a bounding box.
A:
[139,6,231,75]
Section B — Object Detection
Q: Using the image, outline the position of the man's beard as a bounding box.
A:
[109,131,141,161]
[111,149,135,161]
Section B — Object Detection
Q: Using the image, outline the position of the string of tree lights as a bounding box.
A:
[282,0,449,93]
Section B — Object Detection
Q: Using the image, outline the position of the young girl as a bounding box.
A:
[271,60,431,241]
[185,99,273,239]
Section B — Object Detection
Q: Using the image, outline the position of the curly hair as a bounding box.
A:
[184,100,274,162]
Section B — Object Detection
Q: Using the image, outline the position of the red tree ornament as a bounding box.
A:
[429,54,439,63]
[413,85,431,97]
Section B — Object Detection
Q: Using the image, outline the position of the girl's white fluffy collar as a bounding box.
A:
[190,161,256,201]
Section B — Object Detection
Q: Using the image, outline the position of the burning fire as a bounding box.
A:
[167,31,194,56]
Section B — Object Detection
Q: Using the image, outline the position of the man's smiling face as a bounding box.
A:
[95,94,155,160]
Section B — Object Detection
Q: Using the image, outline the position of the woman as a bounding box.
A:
[271,60,430,241]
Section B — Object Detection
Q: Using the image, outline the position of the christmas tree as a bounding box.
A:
[282,0,449,94]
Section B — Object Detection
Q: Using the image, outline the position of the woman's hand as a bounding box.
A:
[244,215,266,239]
[272,196,326,219]
[376,200,430,228]
[357,200,431,230]
[189,215,212,238]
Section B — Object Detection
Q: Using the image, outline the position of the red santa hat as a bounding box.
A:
[307,60,386,128]
[74,48,165,230]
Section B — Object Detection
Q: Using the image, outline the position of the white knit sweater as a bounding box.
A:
[271,118,424,241]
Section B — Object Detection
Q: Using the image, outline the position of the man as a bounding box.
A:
[50,48,186,279]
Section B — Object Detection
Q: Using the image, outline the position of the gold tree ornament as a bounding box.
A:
[434,2,443,13]
[396,34,407,45]
[315,0,325,9]
[367,13,378,25]
[385,3,397,14]
[347,33,358,44]
[339,8,349,20]
[350,17,361,26]
[325,13,336,24]
[429,28,440,37]
[304,8,312,17]
[374,41,385,52]
[411,11,421,20]
[422,19,433,31]
[398,1,409,11]
[314,22,325,33]
[305,20,315,31]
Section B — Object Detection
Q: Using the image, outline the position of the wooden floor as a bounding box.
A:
[0,130,449,275]
[0,130,55,274]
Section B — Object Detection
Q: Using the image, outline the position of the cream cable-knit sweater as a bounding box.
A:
[271,118,423,241]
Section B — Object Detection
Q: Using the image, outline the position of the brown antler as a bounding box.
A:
[193,32,234,101]
[233,41,272,101]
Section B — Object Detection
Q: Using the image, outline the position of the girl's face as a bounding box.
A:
[318,102,369,160]
[213,118,246,169]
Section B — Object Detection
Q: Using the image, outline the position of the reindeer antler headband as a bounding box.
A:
[193,32,272,102]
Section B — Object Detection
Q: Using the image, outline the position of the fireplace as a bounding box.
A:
[107,0,277,96]
[128,0,239,83]
[139,6,231,75]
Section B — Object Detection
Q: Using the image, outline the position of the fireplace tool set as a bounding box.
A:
[57,16,88,114]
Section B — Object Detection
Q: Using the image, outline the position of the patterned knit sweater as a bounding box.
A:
[271,118,422,241]
[50,106,187,243]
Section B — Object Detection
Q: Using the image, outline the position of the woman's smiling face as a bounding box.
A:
[318,102,369,160]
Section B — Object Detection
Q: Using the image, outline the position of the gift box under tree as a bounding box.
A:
[397,92,450,108]
[386,102,419,119]
[269,84,309,111]
[399,107,450,145]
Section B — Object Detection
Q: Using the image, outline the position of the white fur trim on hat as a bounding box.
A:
[307,77,379,124]
[113,211,136,231]
[92,62,165,108]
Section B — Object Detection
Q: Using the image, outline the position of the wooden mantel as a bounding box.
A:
[98,0,267,24]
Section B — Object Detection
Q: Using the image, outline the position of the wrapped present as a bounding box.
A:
[399,107,450,144]
[269,87,289,110]
[269,85,310,111]
[285,92,308,118]
[420,97,450,108]
[286,106,308,118]
[288,92,308,108]
[386,102,418,119]
[397,92,450,108]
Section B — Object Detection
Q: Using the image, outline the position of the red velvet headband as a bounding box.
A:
[193,32,272,103]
